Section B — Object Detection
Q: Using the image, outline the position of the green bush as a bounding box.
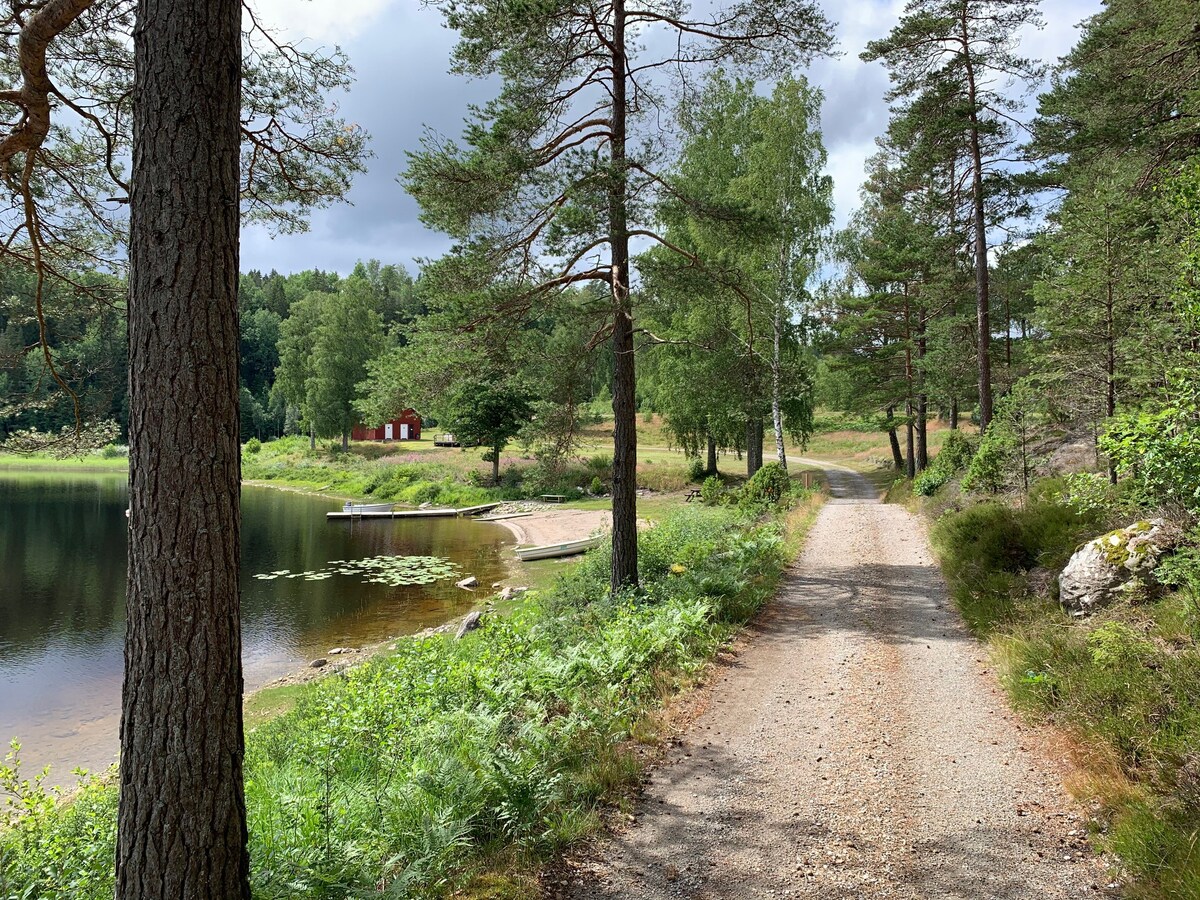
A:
[589,475,604,495]
[99,444,123,460]
[1102,370,1200,516]
[700,475,724,506]
[245,437,261,455]
[913,431,975,496]
[687,457,707,482]
[742,462,790,507]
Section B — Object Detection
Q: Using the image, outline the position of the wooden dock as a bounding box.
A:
[326,501,501,521]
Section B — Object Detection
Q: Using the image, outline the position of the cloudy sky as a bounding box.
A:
[241,0,1104,277]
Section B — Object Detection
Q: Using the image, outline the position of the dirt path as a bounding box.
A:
[561,466,1112,899]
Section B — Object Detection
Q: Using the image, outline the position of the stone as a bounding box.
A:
[456,610,484,639]
[327,647,355,655]
[456,575,478,589]
[1059,519,1179,616]
[309,658,328,668]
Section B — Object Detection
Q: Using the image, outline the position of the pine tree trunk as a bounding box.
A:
[706,433,717,475]
[916,311,928,471]
[905,400,916,481]
[341,430,348,452]
[746,418,764,478]
[608,0,638,590]
[886,406,903,471]
[961,10,993,431]
[950,397,959,430]
[118,0,249,892]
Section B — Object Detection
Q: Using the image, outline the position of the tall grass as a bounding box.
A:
[1,506,789,898]
[932,497,1200,897]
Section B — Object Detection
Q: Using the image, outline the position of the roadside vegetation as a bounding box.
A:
[0,485,822,899]
[918,396,1200,897]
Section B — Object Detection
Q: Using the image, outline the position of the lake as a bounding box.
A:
[0,472,512,781]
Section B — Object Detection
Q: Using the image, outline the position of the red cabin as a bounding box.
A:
[352,408,422,442]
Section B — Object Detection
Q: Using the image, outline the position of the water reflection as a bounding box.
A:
[0,472,512,780]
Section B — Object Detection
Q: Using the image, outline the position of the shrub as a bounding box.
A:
[589,475,604,496]
[244,437,261,455]
[913,431,975,496]
[100,443,124,460]
[687,457,707,482]
[742,462,790,507]
[700,475,724,506]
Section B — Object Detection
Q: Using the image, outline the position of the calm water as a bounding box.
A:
[0,473,512,781]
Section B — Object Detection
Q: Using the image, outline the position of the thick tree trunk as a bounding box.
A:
[706,433,717,476]
[950,397,959,430]
[905,400,915,481]
[341,430,349,452]
[885,406,903,471]
[118,0,249,893]
[917,312,928,471]
[962,11,993,432]
[608,0,637,590]
[746,418,764,478]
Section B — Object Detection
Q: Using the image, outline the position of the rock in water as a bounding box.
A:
[456,575,478,589]
[456,610,484,639]
[1059,519,1177,615]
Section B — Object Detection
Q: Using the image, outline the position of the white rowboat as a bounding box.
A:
[513,535,603,561]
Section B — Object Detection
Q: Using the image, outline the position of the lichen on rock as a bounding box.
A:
[1059,518,1179,616]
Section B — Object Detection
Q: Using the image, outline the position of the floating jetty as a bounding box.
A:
[326,501,501,521]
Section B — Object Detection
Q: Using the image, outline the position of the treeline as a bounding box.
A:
[821,0,1199,492]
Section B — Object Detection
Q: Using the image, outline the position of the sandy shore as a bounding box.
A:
[490,508,612,546]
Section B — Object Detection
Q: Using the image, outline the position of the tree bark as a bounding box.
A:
[905,400,916,481]
[341,429,348,452]
[950,396,959,430]
[746,418,764,478]
[492,443,501,485]
[777,303,787,472]
[961,8,992,432]
[885,406,903,471]
[608,0,638,590]
[706,432,717,475]
[118,0,249,893]
[916,310,928,472]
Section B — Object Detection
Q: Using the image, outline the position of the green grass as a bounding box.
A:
[0,452,128,472]
[931,497,1200,897]
[1,501,814,898]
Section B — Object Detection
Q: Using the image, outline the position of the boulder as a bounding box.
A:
[456,610,484,639]
[456,575,478,589]
[309,658,328,668]
[1059,519,1178,616]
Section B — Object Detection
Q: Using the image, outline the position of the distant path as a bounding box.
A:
[560,465,1111,899]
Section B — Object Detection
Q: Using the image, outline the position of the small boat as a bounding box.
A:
[341,501,396,514]
[513,535,603,561]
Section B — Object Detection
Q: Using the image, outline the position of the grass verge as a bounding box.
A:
[1,491,820,899]
[930,497,1200,897]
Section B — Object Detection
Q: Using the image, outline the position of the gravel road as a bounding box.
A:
[560,465,1113,899]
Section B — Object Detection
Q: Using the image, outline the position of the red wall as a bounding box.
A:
[351,409,422,441]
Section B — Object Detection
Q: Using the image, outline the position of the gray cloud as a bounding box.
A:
[241,0,1104,275]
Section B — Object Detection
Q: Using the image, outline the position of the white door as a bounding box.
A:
[400,423,410,440]
[384,423,394,440]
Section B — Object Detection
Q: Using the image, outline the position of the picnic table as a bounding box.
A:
[539,494,567,504]
[685,488,702,502]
